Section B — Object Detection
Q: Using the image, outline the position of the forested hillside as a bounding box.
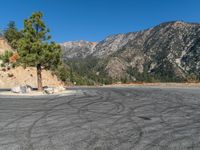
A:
[62,21,200,85]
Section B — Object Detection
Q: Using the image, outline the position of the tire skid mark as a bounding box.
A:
[0,88,200,149]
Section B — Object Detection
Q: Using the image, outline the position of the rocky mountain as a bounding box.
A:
[61,21,200,83]
[61,40,97,59]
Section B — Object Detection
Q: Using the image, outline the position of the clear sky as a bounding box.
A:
[0,0,200,43]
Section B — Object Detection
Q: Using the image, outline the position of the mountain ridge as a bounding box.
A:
[61,21,200,58]
[61,40,97,59]
[61,21,200,84]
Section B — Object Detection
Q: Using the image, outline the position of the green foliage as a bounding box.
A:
[0,30,3,37]
[4,21,22,49]
[52,63,70,83]
[151,60,184,82]
[126,66,153,82]
[186,73,198,83]
[17,12,61,69]
[0,51,13,64]
[64,57,113,85]
[51,56,98,85]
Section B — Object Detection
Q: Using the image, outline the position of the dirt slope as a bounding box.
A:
[0,38,13,55]
[0,66,63,88]
[0,38,64,88]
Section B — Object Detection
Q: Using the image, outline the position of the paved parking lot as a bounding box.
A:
[0,87,200,150]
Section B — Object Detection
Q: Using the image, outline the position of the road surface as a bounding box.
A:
[0,87,200,150]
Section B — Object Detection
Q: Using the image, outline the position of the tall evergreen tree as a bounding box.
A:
[17,12,61,91]
[4,21,21,49]
[0,30,3,37]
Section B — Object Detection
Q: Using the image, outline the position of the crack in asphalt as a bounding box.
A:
[0,87,199,150]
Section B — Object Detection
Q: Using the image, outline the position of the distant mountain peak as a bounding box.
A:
[61,20,200,82]
[158,20,200,28]
[60,40,97,59]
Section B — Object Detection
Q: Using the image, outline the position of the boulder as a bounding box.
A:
[11,85,32,94]
[44,87,54,94]
[26,85,33,93]
[11,86,21,93]
[53,86,66,93]
[43,86,66,94]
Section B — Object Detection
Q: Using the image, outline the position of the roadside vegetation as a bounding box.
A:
[1,12,92,86]
[1,12,63,90]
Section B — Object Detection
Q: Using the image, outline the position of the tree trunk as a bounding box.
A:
[37,64,43,91]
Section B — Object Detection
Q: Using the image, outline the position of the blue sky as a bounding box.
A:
[0,0,200,43]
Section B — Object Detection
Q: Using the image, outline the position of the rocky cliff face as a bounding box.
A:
[61,40,97,59]
[61,21,200,82]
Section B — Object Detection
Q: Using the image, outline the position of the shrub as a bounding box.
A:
[0,51,13,64]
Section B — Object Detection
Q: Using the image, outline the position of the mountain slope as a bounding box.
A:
[61,40,97,59]
[61,21,200,83]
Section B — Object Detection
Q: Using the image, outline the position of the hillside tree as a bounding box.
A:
[0,30,3,37]
[4,21,22,49]
[17,12,61,91]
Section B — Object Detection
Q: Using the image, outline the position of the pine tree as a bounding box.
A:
[4,21,22,49]
[0,30,3,37]
[17,12,61,91]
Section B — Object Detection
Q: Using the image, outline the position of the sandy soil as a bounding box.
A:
[0,38,13,55]
[0,66,64,88]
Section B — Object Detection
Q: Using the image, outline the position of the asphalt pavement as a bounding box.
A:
[0,87,200,150]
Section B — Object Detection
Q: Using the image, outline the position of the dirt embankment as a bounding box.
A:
[0,66,64,88]
[0,38,64,88]
[0,38,13,55]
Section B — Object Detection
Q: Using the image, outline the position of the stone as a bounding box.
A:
[11,86,21,93]
[53,86,65,93]
[26,85,33,93]
[43,86,65,94]
[44,87,54,94]
[11,85,32,94]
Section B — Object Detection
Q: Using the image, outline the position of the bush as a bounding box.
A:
[186,73,198,83]
[0,51,13,64]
